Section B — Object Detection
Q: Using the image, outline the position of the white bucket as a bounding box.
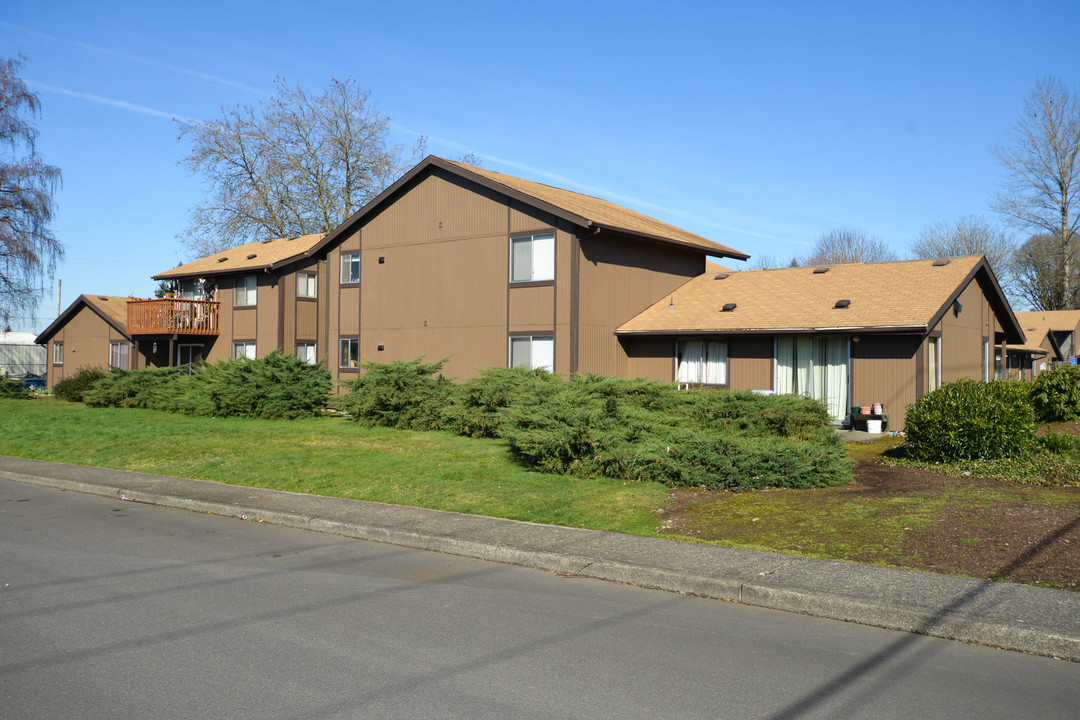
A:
[866,419,883,434]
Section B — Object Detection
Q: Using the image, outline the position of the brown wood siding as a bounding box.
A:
[232,307,257,343]
[577,236,703,376]
[255,275,278,354]
[851,334,921,428]
[940,280,992,383]
[329,229,363,388]
[618,336,675,380]
[296,300,319,340]
[365,170,508,248]
[508,285,556,329]
[358,171,511,379]
[45,305,120,386]
[207,284,234,363]
[728,336,773,391]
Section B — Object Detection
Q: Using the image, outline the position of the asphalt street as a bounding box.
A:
[3,476,1080,719]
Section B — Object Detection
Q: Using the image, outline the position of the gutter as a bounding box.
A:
[615,325,929,336]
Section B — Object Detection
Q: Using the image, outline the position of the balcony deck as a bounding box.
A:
[127,298,220,336]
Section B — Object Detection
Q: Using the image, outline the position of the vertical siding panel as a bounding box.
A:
[577,237,702,376]
[619,337,675,380]
[852,335,920,428]
[728,336,773,391]
[359,171,511,379]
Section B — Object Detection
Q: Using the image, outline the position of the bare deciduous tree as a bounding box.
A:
[1013,233,1080,310]
[177,77,424,258]
[993,77,1080,309]
[802,228,897,265]
[0,56,62,332]
[910,214,1016,290]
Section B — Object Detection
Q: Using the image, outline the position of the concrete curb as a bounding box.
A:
[3,456,1079,662]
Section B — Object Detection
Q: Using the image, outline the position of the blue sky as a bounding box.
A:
[4,1,1079,331]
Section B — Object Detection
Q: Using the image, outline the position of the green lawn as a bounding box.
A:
[0,399,669,535]
[5,399,1079,589]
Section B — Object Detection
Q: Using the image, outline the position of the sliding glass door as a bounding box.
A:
[775,336,849,421]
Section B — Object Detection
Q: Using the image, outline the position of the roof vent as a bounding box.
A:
[932,258,950,266]
[835,299,851,309]
[813,267,829,274]
[261,239,274,244]
[217,257,228,263]
[246,253,257,259]
[714,273,729,280]
[721,302,737,312]
[98,296,109,301]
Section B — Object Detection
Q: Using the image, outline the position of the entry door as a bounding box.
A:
[177,345,202,373]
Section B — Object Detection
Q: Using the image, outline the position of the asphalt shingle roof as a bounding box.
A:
[153,233,325,279]
[618,256,991,334]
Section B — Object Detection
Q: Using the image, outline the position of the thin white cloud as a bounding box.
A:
[30,81,200,124]
[1,21,267,97]
[398,127,806,246]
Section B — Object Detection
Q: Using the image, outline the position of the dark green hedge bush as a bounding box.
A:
[337,357,452,430]
[904,379,1037,462]
[83,367,189,409]
[82,352,331,419]
[53,366,110,402]
[0,379,31,399]
[499,375,850,490]
[186,351,331,419]
[442,366,562,438]
[1030,363,1080,422]
[342,359,852,490]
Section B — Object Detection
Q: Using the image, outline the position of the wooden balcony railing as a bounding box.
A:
[127,298,220,336]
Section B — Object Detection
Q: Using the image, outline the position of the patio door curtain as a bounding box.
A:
[775,336,849,421]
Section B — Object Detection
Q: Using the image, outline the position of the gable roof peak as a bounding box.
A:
[307,155,749,261]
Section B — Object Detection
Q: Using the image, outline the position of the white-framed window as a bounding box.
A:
[109,342,129,369]
[775,336,849,421]
[676,340,727,385]
[233,342,256,360]
[928,336,942,392]
[983,339,990,382]
[297,272,317,299]
[509,335,554,372]
[296,342,317,364]
[339,338,360,368]
[340,253,360,284]
[234,274,257,307]
[53,341,63,365]
[510,233,555,283]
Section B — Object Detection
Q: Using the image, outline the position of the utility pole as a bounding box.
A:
[56,279,62,316]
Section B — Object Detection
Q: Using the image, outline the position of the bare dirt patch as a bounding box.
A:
[658,454,1080,590]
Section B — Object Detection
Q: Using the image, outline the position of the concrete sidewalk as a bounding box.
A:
[2,454,1079,661]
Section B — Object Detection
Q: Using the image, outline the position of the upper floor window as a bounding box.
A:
[53,342,64,365]
[510,233,554,283]
[676,340,727,385]
[233,341,256,360]
[234,275,257,307]
[109,342,129,370]
[509,335,553,372]
[297,272,317,299]
[341,253,360,284]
